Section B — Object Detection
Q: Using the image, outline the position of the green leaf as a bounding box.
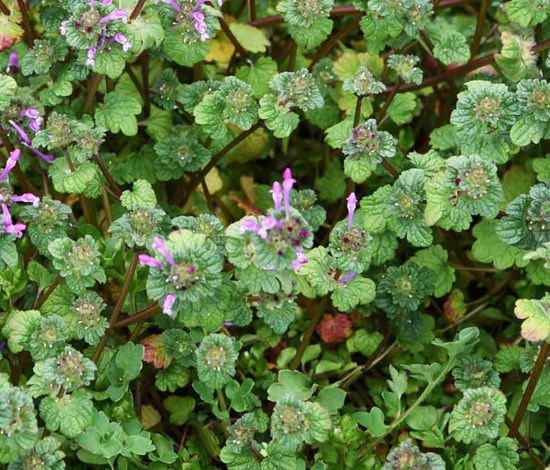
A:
[288,17,333,50]
[163,26,208,66]
[331,276,376,312]
[472,220,529,269]
[405,406,438,431]
[387,92,417,125]
[163,396,195,425]
[325,117,354,149]
[510,116,547,146]
[410,245,455,297]
[120,180,157,210]
[533,156,550,182]
[432,31,470,65]
[355,407,387,437]
[317,388,346,414]
[229,23,270,53]
[514,295,550,342]
[236,57,278,98]
[2,309,41,353]
[0,74,16,111]
[92,50,126,79]
[315,160,347,203]
[40,390,95,438]
[95,92,142,136]
[473,437,519,470]
[347,329,384,356]
[267,370,316,402]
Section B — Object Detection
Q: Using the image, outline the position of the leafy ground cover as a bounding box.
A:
[1,0,550,468]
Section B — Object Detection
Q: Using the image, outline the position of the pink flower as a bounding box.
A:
[270,181,282,211]
[282,168,296,217]
[2,203,26,238]
[99,8,128,23]
[163,294,176,316]
[346,192,357,228]
[86,47,97,66]
[152,237,175,266]
[139,254,163,270]
[0,149,20,181]
[292,250,308,270]
[6,52,19,74]
[112,33,132,52]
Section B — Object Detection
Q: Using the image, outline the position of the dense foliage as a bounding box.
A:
[0,0,550,468]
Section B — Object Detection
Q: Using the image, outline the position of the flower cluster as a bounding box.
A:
[239,168,313,271]
[60,1,131,67]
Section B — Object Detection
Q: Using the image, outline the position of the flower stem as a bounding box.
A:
[93,155,122,198]
[309,14,362,71]
[113,303,161,329]
[16,0,34,44]
[34,276,62,309]
[470,0,490,58]
[81,73,104,117]
[508,342,550,437]
[218,17,248,58]
[247,0,255,22]
[353,96,363,127]
[93,251,140,363]
[0,0,9,14]
[505,416,546,469]
[217,388,231,427]
[289,298,327,370]
[181,121,263,206]
[130,0,147,21]
[141,55,151,117]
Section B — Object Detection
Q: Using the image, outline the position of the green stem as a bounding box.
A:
[93,251,140,363]
[289,299,327,370]
[361,358,456,458]
[217,388,231,427]
[93,155,122,198]
[34,276,62,309]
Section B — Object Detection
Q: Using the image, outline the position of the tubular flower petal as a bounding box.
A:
[163,294,176,316]
[346,192,357,228]
[2,203,26,238]
[161,0,182,11]
[0,149,20,181]
[337,270,356,284]
[139,254,163,270]
[11,193,40,206]
[152,237,175,266]
[271,181,283,211]
[8,120,31,145]
[112,33,132,51]
[6,51,19,73]
[99,8,128,23]
[282,168,296,216]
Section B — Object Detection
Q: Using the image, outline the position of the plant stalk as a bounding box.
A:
[81,73,103,117]
[289,299,327,370]
[16,0,34,44]
[114,303,161,329]
[508,342,550,436]
[93,252,140,362]
[470,0,490,58]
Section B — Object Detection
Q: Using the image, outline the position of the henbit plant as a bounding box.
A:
[1,0,550,468]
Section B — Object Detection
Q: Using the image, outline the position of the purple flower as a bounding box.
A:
[0,149,20,181]
[270,181,282,211]
[163,294,176,316]
[337,270,356,284]
[152,237,175,266]
[60,20,69,35]
[8,120,31,145]
[139,254,163,270]
[20,108,43,133]
[6,52,19,74]
[86,47,97,66]
[347,192,357,228]
[99,8,128,23]
[161,0,182,11]
[191,15,209,41]
[11,193,40,206]
[240,216,279,239]
[292,250,308,271]
[2,204,26,238]
[282,167,296,217]
[112,33,132,51]
[7,122,54,162]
